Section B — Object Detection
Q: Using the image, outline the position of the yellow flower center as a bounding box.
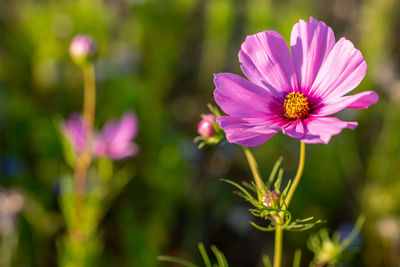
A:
[283,92,310,119]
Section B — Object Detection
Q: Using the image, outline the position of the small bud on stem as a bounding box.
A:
[262,190,280,208]
[69,35,97,67]
[197,114,217,138]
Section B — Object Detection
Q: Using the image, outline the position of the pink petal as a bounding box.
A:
[60,113,88,154]
[281,119,305,139]
[315,91,379,116]
[111,112,139,143]
[93,137,139,160]
[239,30,298,94]
[108,142,139,160]
[101,119,117,139]
[217,116,279,147]
[214,73,282,118]
[290,17,335,93]
[302,116,358,144]
[308,38,367,101]
[94,111,139,160]
[92,137,107,156]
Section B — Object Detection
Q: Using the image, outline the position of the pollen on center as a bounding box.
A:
[283,92,310,119]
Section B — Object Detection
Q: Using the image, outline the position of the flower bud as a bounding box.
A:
[69,34,97,66]
[197,114,216,138]
[262,190,280,208]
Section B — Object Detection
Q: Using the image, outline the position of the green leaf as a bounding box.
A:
[249,209,262,217]
[211,245,229,267]
[97,158,113,183]
[258,207,290,214]
[193,136,203,142]
[198,243,212,267]
[339,215,365,251]
[158,256,200,267]
[262,254,272,267]
[234,191,251,201]
[282,211,292,228]
[221,179,253,200]
[281,179,292,205]
[53,116,77,168]
[241,181,258,193]
[267,157,283,188]
[293,217,316,223]
[286,219,325,232]
[208,103,222,117]
[292,249,302,267]
[274,168,284,194]
[249,221,276,232]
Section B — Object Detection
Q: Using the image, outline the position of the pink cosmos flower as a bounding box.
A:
[60,112,139,160]
[214,17,378,146]
[60,113,88,155]
[93,112,139,160]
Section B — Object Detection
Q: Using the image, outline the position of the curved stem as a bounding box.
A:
[243,147,266,198]
[284,141,306,208]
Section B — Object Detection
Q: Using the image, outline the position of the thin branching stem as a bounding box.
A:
[284,141,306,207]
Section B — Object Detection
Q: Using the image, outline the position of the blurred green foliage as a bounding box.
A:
[0,0,398,266]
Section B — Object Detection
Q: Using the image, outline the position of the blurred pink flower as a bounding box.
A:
[69,34,97,66]
[93,112,139,160]
[60,113,88,155]
[61,112,139,160]
[197,114,217,138]
[214,17,378,146]
[0,189,24,234]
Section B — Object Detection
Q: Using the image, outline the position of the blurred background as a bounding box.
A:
[0,0,399,266]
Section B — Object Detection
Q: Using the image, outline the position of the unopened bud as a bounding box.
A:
[197,114,216,138]
[69,34,97,66]
[262,191,280,208]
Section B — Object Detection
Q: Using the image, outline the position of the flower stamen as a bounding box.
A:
[283,92,310,119]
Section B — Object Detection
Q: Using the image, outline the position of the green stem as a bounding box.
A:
[77,64,96,197]
[243,147,266,198]
[273,226,283,267]
[284,141,306,208]
[83,64,96,132]
[274,141,306,267]
[72,63,96,238]
[0,231,18,267]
